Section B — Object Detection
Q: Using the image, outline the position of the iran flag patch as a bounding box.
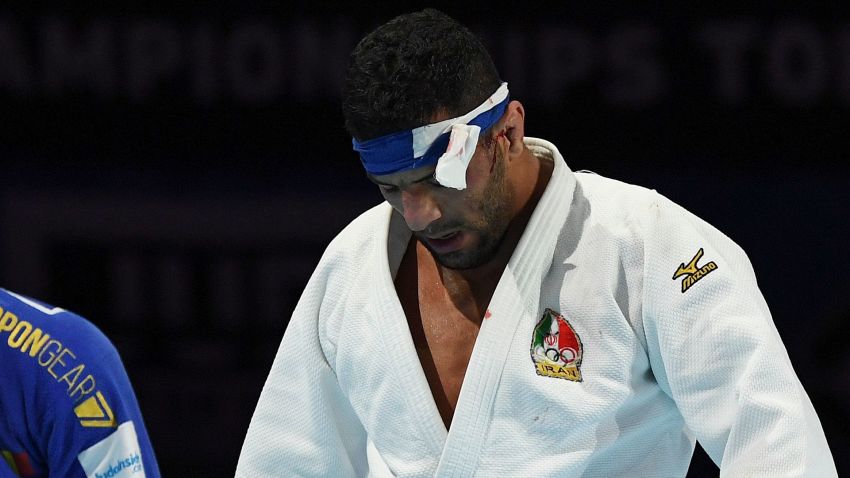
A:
[530,308,583,382]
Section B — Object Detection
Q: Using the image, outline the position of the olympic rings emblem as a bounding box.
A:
[544,346,578,364]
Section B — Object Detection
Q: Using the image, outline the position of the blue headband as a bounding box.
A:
[352,83,510,176]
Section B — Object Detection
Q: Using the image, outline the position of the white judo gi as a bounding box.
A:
[236,138,836,477]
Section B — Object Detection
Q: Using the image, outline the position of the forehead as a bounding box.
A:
[428,107,454,123]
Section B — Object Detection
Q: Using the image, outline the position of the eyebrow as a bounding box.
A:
[366,170,435,187]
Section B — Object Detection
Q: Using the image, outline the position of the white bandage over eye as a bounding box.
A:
[353,82,509,190]
[433,123,482,189]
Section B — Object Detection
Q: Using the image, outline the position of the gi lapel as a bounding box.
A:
[435,138,577,476]
[370,205,449,459]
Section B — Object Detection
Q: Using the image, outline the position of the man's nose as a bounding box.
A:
[400,188,442,231]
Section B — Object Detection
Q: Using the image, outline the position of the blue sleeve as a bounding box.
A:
[0,459,20,478]
[0,290,160,478]
[39,315,161,478]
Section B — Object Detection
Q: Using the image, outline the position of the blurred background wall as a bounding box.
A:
[1,2,848,476]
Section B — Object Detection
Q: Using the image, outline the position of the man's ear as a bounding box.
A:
[500,100,526,156]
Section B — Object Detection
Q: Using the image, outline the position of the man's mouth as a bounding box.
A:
[428,231,458,240]
[422,231,464,254]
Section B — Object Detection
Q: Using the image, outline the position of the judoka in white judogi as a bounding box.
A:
[236,137,836,477]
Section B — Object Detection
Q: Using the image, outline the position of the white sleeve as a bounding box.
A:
[235,263,368,477]
[641,192,836,477]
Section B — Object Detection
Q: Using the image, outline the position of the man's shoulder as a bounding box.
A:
[575,171,657,203]
[324,202,391,256]
[577,171,726,233]
[0,289,122,431]
[572,171,746,264]
[0,288,115,358]
[305,202,393,289]
[572,171,664,226]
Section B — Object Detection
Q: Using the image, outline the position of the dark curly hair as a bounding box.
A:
[342,9,503,141]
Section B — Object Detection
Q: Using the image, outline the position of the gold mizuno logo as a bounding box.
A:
[672,248,718,293]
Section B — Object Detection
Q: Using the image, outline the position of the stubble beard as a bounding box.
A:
[422,156,514,270]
